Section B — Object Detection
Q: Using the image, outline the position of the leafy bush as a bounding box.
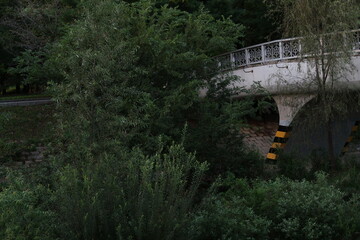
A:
[54,144,207,240]
[276,152,310,180]
[189,195,270,240]
[333,158,360,195]
[0,143,206,240]
[190,173,360,240]
[0,173,58,240]
[276,150,336,180]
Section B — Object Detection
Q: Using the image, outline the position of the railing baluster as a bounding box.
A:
[215,29,360,70]
[230,53,235,69]
[245,48,249,65]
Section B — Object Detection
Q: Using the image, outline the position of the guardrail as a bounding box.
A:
[216,29,360,71]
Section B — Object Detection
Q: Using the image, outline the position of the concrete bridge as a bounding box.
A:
[215,29,360,163]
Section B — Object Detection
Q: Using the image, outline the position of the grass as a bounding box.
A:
[0,104,55,142]
[0,104,55,161]
[0,94,51,101]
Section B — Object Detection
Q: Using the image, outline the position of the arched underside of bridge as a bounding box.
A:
[284,118,360,159]
[240,95,360,163]
[277,97,360,160]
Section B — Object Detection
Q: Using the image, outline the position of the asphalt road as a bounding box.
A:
[0,98,53,107]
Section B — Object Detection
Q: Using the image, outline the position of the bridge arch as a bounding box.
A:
[215,29,360,163]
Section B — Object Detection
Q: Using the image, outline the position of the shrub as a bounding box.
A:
[0,173,58,240]
[276,153,310,180]
[190,173,360,240]
[333,159,360,195]
[189,195,270,240]
[55,144,207,240]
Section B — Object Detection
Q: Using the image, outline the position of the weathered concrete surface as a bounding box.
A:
[230,55,360,95]
[284,113,360,158]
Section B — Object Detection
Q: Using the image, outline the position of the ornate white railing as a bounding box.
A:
[216,29,360,71]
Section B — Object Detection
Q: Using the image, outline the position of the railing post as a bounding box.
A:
[320,36,323,55]
[342,32,347,49]
[245,48,250,65]
[279,41,283,59]
[230,53,235,69]
[261,45,265,62]
[352,31,360,50]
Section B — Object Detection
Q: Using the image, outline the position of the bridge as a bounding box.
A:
[215,29,360,162]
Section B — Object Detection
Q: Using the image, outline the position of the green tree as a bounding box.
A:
[0,0,18,94]
[161,0,277,45]
[51,0,260,177]
[0,0,81,92]
[205,0,277,45]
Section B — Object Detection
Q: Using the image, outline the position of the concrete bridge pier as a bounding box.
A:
[265,94,315,163]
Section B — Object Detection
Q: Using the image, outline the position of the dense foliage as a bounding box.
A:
[2,165,360,239]
[54,144,207,240]
[1,1,262,239]
[191,173,360,240]
[0,0,360,239]
[0,0,82,93]
[50,0,262,177]
[0,0,277,94]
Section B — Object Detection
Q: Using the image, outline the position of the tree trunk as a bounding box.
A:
[326,120,337,170]
[16,84,21,93]
[23,84,30,94]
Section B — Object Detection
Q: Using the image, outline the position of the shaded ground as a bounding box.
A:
[0,104,55,163]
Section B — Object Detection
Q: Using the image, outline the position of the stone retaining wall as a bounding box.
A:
[241,120,278,157]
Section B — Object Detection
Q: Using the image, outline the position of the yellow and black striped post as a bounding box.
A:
[340,121,360,156]
[265,125,292,164]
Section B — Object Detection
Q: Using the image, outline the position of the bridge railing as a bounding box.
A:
[216,29,360,71]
